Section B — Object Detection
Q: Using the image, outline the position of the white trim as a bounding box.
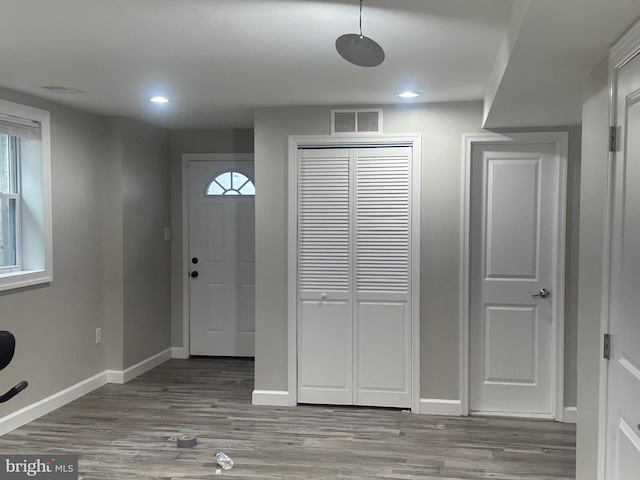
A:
[171,347,189,359]
[419,398,461,416]
[287,134,421,412]
[104,369,124,384]
[0,371,108,436]
[180,153,255,358]
[599,19,640,480]
[609,19,640,72]
[471,411,555,420]
[108,348,172,384]
[251,390,293,407]
[0,99,53,292]
[0,350,172,436]
[460,132,568,421]
[411,136,422,414]
[553,132,569,423]
[563,406,578,424]
[287,139,298,407]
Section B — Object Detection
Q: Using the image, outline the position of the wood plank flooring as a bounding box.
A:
[0,358,576,479]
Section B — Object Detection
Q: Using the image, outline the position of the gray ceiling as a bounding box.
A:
[1,0,638,129]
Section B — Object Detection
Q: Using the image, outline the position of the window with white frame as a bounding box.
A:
[0,99,52,291]
[206,171,255,196]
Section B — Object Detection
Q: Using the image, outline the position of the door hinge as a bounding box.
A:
[603,333,611,360]
[609,126,617,152]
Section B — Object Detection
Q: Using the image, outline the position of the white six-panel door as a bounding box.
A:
[469,143,558,416]
[605,46,640,479]
[297,146,413,408]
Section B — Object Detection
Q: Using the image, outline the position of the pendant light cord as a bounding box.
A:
[359,0,363,37]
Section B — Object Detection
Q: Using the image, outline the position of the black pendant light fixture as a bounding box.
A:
[335,0,385,67]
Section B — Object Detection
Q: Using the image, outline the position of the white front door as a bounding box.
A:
[605,50,640,479]
[296,146,414,409]
[188,160,255,356]
[469,141,561,416]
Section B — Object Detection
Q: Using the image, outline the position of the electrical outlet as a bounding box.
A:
[164,227,171,241]
[95,328,102,344]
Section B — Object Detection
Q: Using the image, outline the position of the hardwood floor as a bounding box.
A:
[0,358,576,479]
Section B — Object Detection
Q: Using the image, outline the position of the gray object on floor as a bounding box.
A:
[176,434,197,448]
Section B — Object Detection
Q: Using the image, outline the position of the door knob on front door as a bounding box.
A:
[532,288,550,298]
[190,271,199,278]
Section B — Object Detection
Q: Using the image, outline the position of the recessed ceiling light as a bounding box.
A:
[397,91,422,98]
[149,96,169,103]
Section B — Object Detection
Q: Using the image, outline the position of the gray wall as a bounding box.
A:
[253,101,580,403]
[168,129,254,347]
[576,55,609,480]
[0,88,171,419]
[0,88,111,415]
[564,126,582,408]
[117,118,172,368]
[104,119,125,371]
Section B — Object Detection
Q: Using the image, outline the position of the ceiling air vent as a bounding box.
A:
[331,109,382,135]
[42,86,85,94]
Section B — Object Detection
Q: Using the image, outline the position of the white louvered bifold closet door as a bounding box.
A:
[297,146,412,408]
[297,148,353,405]
[354,147,411,407]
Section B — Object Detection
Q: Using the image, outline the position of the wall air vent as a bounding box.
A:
[331,109,382,135]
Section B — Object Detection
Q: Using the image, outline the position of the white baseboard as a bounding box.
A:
[171,347,189,359]
[419,398,462,416]
[108,348,172,384]
[563,406,577,424]
[0,371,109,437]
[252,390,292,407]
[0,349,172,436]
[471,410,554,420]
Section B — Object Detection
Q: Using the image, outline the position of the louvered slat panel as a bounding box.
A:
[332,110,382,134]
[333,112,357,133]
[298,153,350,291]
[356,111,380,132]
[356,154,410,292]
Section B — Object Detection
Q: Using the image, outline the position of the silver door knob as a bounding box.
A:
[532,288,550,299]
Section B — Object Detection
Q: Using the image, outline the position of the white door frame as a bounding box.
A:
[180,153,255,359]
[460,132,568,420]
[598,20,640,480]
[287,134,422,412]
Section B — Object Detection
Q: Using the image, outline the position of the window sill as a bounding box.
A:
[0,269,52,292]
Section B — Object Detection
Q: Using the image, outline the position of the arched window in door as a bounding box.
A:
[206,171,255,196]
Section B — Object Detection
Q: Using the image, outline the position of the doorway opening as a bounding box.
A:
[287,134,422,412]
[181,153,255,358]
[461,132,568,420]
